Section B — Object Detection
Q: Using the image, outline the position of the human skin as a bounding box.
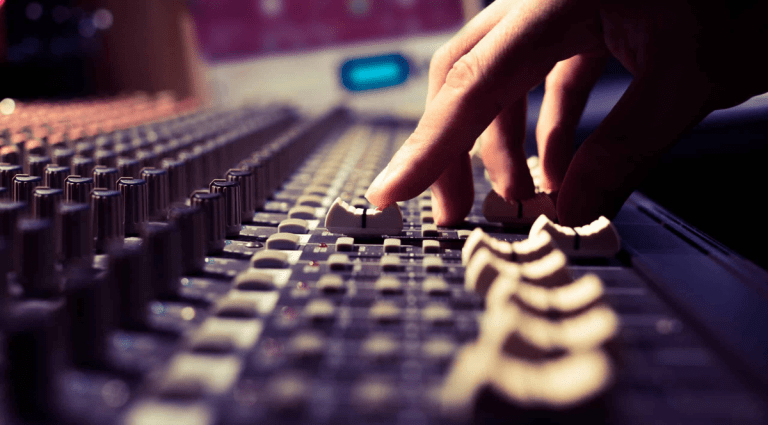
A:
[365,0,768,227]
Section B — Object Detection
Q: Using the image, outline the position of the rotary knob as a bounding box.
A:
[71,156,95,179]
[162,158,187,203]
[0,163,23,195]
[0,200,27,256]
[168,204,205,274]
[140,167,170,221]
[189,190,225,253]
[64,270,111,367]
[43,164,70,189]
[117,156,141,179]
[27,155,51,178]
[93,166,119,190]
[91,189,124,251]
[64,175,94,203]
[108,244,150,330]
[13,174,42,203]
[32,187,63,220]
[94,150,118,168]
[15,218,60,298]
[59,202,93,268]
[142,222,182,299]
[209,179,242,237]
[51,147,75,169]
[4,304,62,421]
[226,168,256,222]
[117,177,148,236]
[0,143,22,165]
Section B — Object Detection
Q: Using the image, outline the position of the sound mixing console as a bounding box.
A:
[0,98,767,424]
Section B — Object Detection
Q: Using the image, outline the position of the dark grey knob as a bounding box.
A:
[226,168,256,222]
[91,189,124,251]
[51,147,75,168]
[59,202,93,268]
[141,168,170,221]
[75,141,95,158]
[43,164,70,189]
[64,271,110,367]
[27,155,52,178]
[142,222,182,299]
[32,187,63,220]
[162,158,187,203]
[108,244,150,330]
[15,218,60,298]
[240,158,266,209]
[168,204,205,274]
[135,149,158,169]
[0,238,9,302]
[93,166,119,190]
[72,155,95,178]
[64,175,94,203]
[179,150,202,191]
[117,156,141,179]
[190,190,225,253]
[0,186,7,200]
[4,304,62,421]
[13,174,42,203]
[209,179,242,237]
[94,150,118,168]
[0,143,22,165]
[117,177,148,236]
[0,163,23,194]
[0,201,26,270]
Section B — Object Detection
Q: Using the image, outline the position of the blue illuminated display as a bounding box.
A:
[340,53,410,92]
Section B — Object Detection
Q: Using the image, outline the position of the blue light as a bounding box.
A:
[341,53,410,92]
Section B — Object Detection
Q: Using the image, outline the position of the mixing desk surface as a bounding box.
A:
[0,99,767,425]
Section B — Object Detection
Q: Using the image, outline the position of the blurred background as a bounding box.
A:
[1,0,766,269]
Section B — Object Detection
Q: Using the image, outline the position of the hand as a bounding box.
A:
[365,0,768,226]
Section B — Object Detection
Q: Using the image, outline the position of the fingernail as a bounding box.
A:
[365,164,390,204]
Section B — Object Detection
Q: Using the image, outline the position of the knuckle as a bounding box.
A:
[444,52,482,92]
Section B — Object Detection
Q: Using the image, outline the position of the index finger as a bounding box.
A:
[365,0,603,210]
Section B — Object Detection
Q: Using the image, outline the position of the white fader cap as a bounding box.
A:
[324,197,403,236]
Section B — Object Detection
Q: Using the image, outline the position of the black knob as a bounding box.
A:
[59,202,93,268]
[27,155,51,178]
[3,303,62,421]
[64,175,94,203]
[117,177,148,236]
[135,149,158,169]
[43,164,70,189]
[0,143,22,165]
[227,168,256,222]
[141,168,170,221]
[72,155,95,178]
[117,156,141,179]
[0,238,9,302]
[94,150,118,168]
[209,179,242,237]
[12,174,42,203]
[0,163,23,194]
[108,244,150,330]
[179,150,202,190]
[162,158,187,203]
[0,201,26,250]
[64,269,112,367]
[32,187,63,220]
[51,147,75,168]
[190,190,225,253]
[91,189,124,251]
[15,218,60,298]
[240,158,267,209]
[75,141,95,158]
[168,204,205,274]
[93,166,119,190]
[142,222,182,299]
